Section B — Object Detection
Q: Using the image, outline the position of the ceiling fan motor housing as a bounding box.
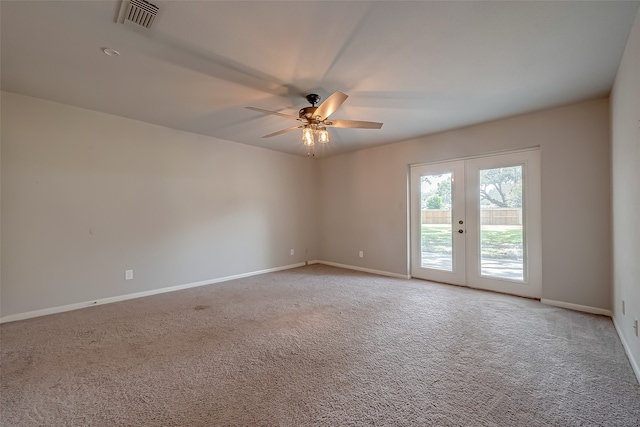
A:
[299,106,319,121]
[301,93,322,122]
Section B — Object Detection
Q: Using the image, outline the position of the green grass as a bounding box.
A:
[480,227,523,260]
[421,225,452,254]
[421,225,523,260]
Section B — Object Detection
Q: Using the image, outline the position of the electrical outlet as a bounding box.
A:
[359,251,364,258]
[622,300,626,315]
[290,249,294,256]
[125,270,133,280]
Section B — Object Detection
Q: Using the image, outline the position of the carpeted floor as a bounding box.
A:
[1,264,639,426]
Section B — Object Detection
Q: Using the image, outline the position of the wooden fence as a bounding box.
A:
[422,209,522,225]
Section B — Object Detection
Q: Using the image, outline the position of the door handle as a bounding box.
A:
[458,229,464,233]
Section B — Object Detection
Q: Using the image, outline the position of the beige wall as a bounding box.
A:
[0,92,617,319]
[318,98,612,310]
[1,92,318,317]
[611,9,640,376]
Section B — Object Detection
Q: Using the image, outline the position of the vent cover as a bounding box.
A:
[118,0,160,31]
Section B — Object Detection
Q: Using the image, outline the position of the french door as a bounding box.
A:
[410,150,541,298]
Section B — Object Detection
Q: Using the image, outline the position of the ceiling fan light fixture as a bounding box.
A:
[318,128,329,144]
[302,127,315,146]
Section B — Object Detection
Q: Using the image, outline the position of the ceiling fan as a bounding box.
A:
[245,91,383,146]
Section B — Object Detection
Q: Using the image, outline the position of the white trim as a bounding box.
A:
[0,262,307,324]
[541,299,612,316]
[315,260,411,279]
[612,316,640,385]
[408,146,541,169]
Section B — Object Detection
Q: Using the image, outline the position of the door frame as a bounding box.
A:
[409,148,541,299]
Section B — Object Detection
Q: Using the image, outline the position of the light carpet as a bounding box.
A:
[1,264,639,426]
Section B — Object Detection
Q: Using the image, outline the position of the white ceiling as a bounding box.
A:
[2,1,638,157]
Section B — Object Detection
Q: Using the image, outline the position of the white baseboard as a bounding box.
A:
[612,316,640,385]
[0,262,307,324]
[314,260,411,279]
[540,299,612,317]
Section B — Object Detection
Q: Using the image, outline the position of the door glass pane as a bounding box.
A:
[479,166,524,281]
[421,173,452,271]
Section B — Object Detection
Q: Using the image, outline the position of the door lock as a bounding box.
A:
[458,229,464,233]
[459,220,464,224]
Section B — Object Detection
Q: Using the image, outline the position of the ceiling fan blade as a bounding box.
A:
[326,119,383,129]
[262,125,303,138]
[313,91,348,120]
[245,106,301,121]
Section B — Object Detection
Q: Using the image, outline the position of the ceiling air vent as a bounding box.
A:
[117,0,161,31]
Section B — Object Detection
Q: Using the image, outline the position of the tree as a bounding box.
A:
[426,194,443,209]
[436,179,451,206]
[421,174,452,209]
[479,166,522,208]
